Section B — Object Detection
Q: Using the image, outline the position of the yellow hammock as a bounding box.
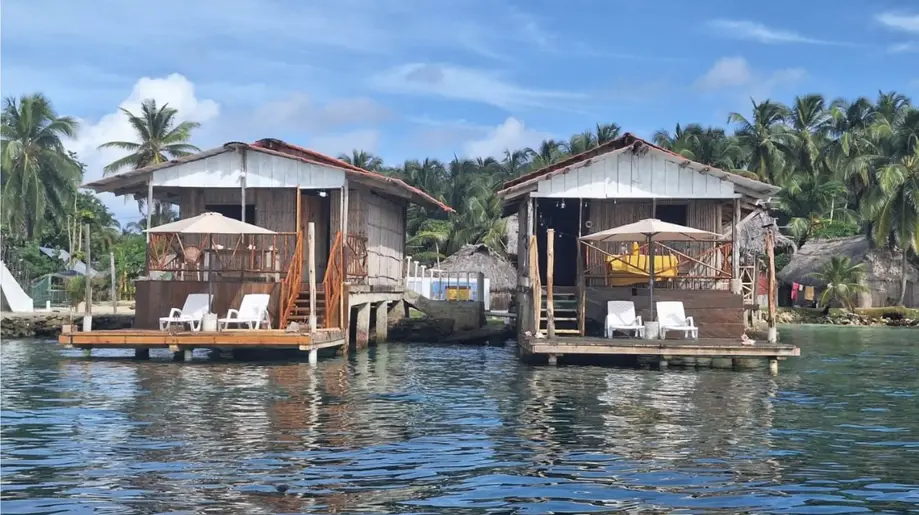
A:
[605,242,680,286]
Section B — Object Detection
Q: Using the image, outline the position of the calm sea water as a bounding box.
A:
[2,326,918,514]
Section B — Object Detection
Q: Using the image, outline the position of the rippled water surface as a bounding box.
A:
[2,326,919,513]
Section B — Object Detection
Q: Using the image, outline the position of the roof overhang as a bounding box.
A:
[84,141,454,213]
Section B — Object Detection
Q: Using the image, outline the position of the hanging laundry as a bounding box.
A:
[791,282,799,301]
[804,286,815,302]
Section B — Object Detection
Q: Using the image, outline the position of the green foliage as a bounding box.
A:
[1,93,82,239]
[809,256,869,311]
[810,220,861,240]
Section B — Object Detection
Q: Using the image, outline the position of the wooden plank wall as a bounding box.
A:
[585,287,743,338]
[365,192,406,287]
[134,280,281,330]
[176,188,297,249]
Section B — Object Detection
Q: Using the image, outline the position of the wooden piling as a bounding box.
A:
[375,302,388,343]
[546,228,555,339]
[766,229,778,343]
[355,302,371,349]
[308,222,317,332]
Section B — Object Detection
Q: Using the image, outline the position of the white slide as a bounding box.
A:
[1,261,34,312]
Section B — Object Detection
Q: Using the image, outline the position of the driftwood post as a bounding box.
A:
[766,229,777,343]
[110,252,117,314]
[308,222,317,332]
[546,229,555,338]
[83,223,92,332]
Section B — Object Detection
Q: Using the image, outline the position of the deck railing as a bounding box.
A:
[279,230,304,328]
[323,232,344,329]
[147,232,299,282]
[581,239,734,291]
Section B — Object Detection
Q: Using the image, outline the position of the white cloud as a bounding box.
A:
[889,41,919,53]
[463,117,552,158]
[310,129,380,157]
[876,12,919,33]
[67,74,221,220]
[373,63,584,110]
[695,57,752,90]
[707,19,847,45]
[695,57,805,99]
[254,94,392,131]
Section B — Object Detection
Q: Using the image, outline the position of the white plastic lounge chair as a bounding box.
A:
[605,301,644,338]
[219,294,272,330]
[159,293,211,332]
[657,301,698,339]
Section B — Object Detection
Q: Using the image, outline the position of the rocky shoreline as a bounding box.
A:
[1,313,135,339]
[776,309,919,327]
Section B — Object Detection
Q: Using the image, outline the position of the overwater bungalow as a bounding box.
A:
[498,133,799,368]
[63,139,451,356]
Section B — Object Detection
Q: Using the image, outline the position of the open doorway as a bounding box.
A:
[655,203,688,225]
[536,198,583,287]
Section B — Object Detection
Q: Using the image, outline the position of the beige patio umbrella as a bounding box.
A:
[146,212,277,307]
[580,218,722,320]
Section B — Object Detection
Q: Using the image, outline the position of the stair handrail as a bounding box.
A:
[280,230,304,328]
[323,231,344,329]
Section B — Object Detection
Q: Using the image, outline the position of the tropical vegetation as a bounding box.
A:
[809,256,869,311]
[2,89,917,305]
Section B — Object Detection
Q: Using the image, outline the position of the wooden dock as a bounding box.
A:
[520,335,799,372]
[58,328,346,361]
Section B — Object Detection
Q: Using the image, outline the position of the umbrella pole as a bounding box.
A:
[648,234,655,322]
[208,234,214,318]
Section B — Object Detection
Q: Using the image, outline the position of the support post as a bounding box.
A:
[308,348,318,366]
[145,180,153,243]
[766,229,777,343]
[375,302,388,343]
[577,198,586,336]
[82,348,92,357]
[308,222,317,332]
[769,358,779,375]
[389,300,406,322]
[110,252,117,313]
[731,199,741,294]
[546,228,555,338]
[547,354,558,366]
[239,148,247,223]
[83,223,92,332]
[355,302,371,349]
[659,357,669,370]
[476,272,485,308]
[134,348,150,360]
[184,350,193,361]
[340,183,348,329]
[752,255,762,321]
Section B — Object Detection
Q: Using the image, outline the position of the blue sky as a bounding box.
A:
[2,0,918,219]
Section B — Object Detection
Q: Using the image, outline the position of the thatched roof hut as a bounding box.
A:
[440,244,517,309]
[730,210,796,257]
[777,235,919,308]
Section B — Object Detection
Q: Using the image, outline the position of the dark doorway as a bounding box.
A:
[206,204,256,224]
[655,204,687,225]
[536,198,584,287]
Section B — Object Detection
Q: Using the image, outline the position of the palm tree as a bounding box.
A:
[861,139,919,305]
[1,93,81,239]
[339,149,383,171]
[565,130,597,155]
[809,256,868,311]
[527,139,565,169]
[99,99,200,175]
[787,94,830,179]
[728,99,794,184]
[595,123,621,145]
[500,149,531,181]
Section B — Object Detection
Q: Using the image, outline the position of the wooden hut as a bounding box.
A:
[83,139,452,347]
[440,244,516,310]
[778,236,919,308]
[498,133,783,341]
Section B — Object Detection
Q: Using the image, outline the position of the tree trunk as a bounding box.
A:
[898,247,908,306]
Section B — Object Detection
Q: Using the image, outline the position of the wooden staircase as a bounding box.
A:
[286,288,327,328]
[540,289,580,335]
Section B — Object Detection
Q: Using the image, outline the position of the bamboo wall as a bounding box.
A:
[365,191,406,287]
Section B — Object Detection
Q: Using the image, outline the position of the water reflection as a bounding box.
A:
[2,326,919,513]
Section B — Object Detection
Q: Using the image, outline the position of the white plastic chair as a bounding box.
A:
[159,293,211,332]
[605,301,644,338]
[218,294,272,330]
[657,301,698,339]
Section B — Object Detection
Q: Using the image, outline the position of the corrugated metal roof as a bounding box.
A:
[83,140,454,213]
[498,133,781,199]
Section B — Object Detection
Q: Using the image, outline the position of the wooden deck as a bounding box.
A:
[521,336,799,368]
[58,328,346,352]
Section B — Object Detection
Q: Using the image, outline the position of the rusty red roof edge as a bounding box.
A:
[252,138,454,213]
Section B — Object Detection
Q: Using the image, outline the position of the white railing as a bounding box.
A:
[404,258,491,310]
